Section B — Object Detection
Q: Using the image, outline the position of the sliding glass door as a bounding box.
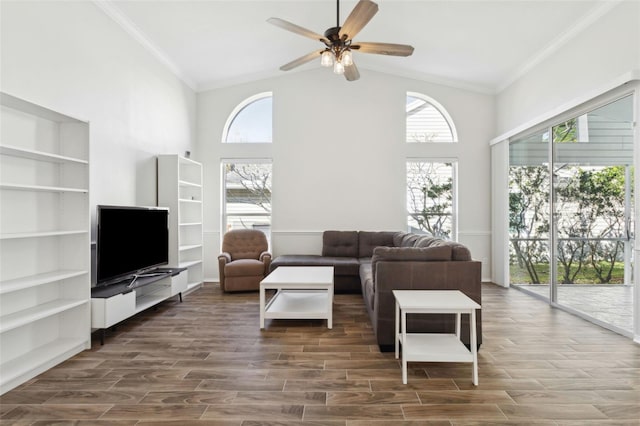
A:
[509,94,635,334]
[551,95,634,332]
[509,131,551,300]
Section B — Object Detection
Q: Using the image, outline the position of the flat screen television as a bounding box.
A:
[96,205,169,286]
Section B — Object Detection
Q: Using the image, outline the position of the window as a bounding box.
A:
[222,92,272,143]
[407,161,456,239]
[222,161,272,240]
[507,93,635,334]
[406,92,457,143]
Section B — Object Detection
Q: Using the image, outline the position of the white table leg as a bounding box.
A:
[259,285,265,329]
[401,310,407,384]
[327,284,333,329]
[395,300,399,359]
[455,312,461,338]
[471,308,478,386]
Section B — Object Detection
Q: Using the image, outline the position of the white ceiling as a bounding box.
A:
[100,0,615,93]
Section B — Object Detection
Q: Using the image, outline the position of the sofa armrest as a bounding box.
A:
[260,251,272,274]
[217,252,231,292]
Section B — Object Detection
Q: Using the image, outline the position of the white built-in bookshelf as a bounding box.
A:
[157,155,204,292]
[0,92,91,394]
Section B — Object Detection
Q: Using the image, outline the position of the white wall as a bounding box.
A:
[1,1,197,227]
[496,0,640,134]
[198,68,495,281]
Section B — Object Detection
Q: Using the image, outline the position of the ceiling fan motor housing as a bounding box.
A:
[323,26,343,43]
[323,26,352,60]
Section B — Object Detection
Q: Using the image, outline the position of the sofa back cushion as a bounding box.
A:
[392,232,420,247]
[418,238,472,261]
[322,231,359,257]
[371,245,453,277]
[414,236,438,247]
[222,229,268,260]
[358,231,396,258]
[398,233,472,261]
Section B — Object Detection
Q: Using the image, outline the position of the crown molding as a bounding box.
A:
[94,0,620,96]
[92,0,197,91]
[497,0,623,93]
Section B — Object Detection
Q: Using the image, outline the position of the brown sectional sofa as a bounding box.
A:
[270,230,482,351]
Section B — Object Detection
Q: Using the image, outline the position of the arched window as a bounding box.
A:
[406,92,457,143]
[222,92,272,143]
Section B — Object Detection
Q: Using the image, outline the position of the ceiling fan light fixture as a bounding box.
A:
[321,50,334,67]
[341,49,353,66]
[269,0,414,82]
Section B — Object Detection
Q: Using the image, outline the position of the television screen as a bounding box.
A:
[96,205,169,285]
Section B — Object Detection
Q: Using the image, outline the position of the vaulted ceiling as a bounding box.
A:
[99,0,614,93]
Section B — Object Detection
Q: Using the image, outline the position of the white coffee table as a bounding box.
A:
[393,289,481,385]
[259,266,334,329]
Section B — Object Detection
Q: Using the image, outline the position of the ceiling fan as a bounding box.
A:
[268,0,414,81]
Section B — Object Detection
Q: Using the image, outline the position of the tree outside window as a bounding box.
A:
[509,165,550,284]
[407,161,455,239]
[509,105,633,285]
[222,161,272,239]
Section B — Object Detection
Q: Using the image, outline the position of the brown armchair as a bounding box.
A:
[218,229,271,292]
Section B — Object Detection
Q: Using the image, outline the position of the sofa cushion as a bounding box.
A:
[419,238,472,261]
[373,245,453,261]
[358,231,396,258]
[270,255,326,269]
[322,231,359,257]
[222,229,269,260]
[270,254,360,276]
[414,236,438,247]
[371,245,453,277]
[224,258,266,277]
[324,256,360,275]
[392,232,420,247]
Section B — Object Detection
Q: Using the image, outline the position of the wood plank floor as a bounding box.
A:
[1,283,639,425]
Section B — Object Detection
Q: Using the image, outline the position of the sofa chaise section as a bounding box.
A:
[361,242,482,351]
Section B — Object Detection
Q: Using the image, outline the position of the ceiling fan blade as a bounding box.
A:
[267,17,330,44]
[344,62,360,82]
[280,49,325,71]
[351,42,414,56]
[339,0,378,40]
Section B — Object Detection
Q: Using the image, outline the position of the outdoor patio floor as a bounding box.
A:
[514,284,634,334]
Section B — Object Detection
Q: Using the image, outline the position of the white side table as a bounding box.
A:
[392,290,481,385]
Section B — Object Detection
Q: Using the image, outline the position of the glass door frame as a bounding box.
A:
[504,84,638,339]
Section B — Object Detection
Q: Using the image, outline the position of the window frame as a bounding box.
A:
[406,91,458,143]
[221,159,273,241]
[406,159,458,240]
[221,91,273,144]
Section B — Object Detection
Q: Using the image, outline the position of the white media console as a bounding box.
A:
[90,268,187,344]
